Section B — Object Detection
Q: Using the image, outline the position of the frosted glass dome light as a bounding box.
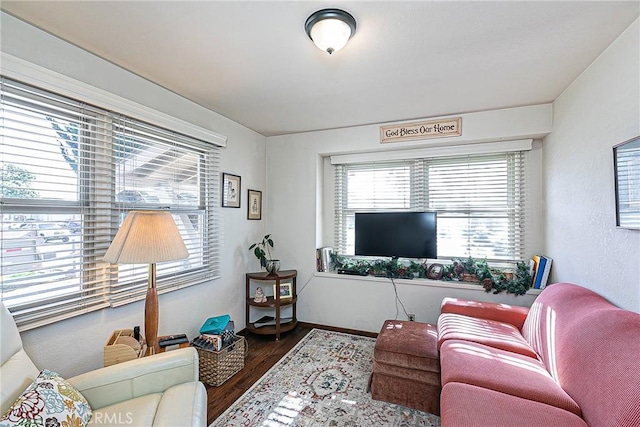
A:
[305,9,357,55]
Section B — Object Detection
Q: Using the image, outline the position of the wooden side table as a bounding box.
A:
[246,270,297,340]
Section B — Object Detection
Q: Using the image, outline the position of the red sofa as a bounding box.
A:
[437,282,640,427]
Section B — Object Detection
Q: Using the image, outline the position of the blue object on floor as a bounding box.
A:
[199,314,231,335]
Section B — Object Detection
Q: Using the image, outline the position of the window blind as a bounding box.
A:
[1,77,220,329]
[334,152,526,262]
[107,114,220,307]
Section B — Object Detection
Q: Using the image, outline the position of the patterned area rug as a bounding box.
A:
[211,329,440,427]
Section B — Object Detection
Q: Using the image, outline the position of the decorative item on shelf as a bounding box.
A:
[254,287,267,303]
[273,282,293,300]
[266,259,280,274]
[103,210,188,356]
[331,254,532,296]
[249,234,280,274]
[426,263,444,280]
[316,247,334,272]
[442,256,532,296]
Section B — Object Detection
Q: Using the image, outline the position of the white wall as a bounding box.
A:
[266,105,552,332]
[544,19,640,312]
[1,13,267,377]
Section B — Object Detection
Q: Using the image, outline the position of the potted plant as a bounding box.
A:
[249,234,280,274]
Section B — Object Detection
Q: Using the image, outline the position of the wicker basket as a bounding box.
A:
[194,336,246,386]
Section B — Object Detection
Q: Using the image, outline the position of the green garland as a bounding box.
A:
[330,254,531,296]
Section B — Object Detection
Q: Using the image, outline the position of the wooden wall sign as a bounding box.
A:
[380,117,462,144]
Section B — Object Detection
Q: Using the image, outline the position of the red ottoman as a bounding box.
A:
[371,320,441,415]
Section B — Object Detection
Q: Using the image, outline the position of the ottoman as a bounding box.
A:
[371,320,441,415]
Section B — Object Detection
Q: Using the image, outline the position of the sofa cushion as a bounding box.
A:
[153,381,207,427]
[440,297,530,329]
[521,283,640,427]
[370,372,441,415]
[521,282,618,377]
[372,360,440,386]
[88,393,161,427]
[1,369,92,427]
[440,382,588,427]
[1,304,40,416]
[555,307,640,427]
[440,339,581,415]
[437,313,538,358]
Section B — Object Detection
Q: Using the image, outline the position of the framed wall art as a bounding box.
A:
[222,173,241,208]
[613,136,640,229]
[247,189,262,220]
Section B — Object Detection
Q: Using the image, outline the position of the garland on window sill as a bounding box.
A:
[330,254,532,296]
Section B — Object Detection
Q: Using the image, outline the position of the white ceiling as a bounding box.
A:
[2,1,638,137]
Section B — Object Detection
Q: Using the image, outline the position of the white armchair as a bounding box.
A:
[0,303,207,426]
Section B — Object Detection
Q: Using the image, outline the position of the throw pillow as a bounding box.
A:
[0,369,92,427]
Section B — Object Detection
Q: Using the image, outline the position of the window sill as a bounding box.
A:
[313,271,543,296]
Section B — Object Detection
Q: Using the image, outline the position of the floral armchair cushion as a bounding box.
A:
[0,369,92,427]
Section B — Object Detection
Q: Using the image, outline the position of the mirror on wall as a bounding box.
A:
[614,136,640,230]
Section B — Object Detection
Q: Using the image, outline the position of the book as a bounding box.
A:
[253,315,293,328]
[533,256,547,289]
[539,256,553,289]
[530,256,540,288]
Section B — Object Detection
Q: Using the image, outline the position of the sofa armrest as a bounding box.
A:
[68,347,199,410]
[440,297,530,330]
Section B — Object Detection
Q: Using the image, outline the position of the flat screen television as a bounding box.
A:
[355,211,437,259]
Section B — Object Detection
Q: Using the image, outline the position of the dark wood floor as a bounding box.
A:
[205,323,377,425]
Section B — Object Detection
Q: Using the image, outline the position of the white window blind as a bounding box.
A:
[107,115,220,306]
[1,77,220,329]
[334,152,525,261]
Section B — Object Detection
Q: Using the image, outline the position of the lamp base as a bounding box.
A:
[145,263,159,356]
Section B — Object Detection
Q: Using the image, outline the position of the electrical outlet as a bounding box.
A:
[408,314,415,321]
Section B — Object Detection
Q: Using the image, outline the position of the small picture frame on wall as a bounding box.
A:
[222,173,241,208]
[247,189,262,220]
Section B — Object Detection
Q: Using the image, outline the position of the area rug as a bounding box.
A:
[211,329,440,427]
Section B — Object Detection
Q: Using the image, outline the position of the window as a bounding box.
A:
[1,77,220,328]
[334,152,525,262]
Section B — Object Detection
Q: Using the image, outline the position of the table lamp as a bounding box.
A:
[103,210,188,355]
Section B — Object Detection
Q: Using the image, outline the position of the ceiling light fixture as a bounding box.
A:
[305,8,357,55]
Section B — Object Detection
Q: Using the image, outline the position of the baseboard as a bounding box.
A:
[297,322,378,338]
[235,323,378,339]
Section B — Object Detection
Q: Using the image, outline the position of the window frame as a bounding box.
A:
[333,150,527,263]
[1,74,224,329]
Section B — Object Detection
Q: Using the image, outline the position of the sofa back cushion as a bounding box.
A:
[522,283,614,375]
[522,283,640,426]
[1,303,40,415]
[561,307,640,426]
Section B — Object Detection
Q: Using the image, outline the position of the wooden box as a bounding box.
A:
[104,329,146,367]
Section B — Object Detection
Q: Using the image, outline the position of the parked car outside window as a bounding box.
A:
[18,223,70,243]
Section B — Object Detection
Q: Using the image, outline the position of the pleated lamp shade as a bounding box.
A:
[103,210,188,264]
